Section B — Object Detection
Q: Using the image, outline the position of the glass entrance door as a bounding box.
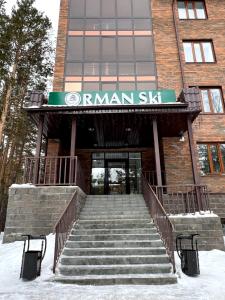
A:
[105,160,130,194]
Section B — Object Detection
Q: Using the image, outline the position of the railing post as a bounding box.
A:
[69,116,77,184]
[34,115,44,184]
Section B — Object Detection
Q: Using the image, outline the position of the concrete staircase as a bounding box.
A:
[55,195,177,285]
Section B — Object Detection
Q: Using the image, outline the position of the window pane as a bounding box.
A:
[132,0,150,17]
[83,82,99,91]
[201,90,211,112]
[119,82,136,91]
[101,63,117,75]
[85,37,100,61]
[136,62,155,75]
[198,144,210,175]
[86,0,100,17]
[119,63,135,75]
[194,43,203,62]
[211,89,223,113]
[117,0,132,17]
[118,37,134,61]
[187,2,195,19]
[102,37,117,61]
[178,1,187,19]
[86,19,101,30]
[67,37,83,60]
[202,42,214,62]
[66,63,83,76]
[102,83,117,91]
[102,0,116,17]
[70,0,85,17]
[210,145,221,173]
[101,19,116,30]
[84,63,100,75]
[196,1,206,19]
[183,42,194,62]
[220,144,225,171]
[69,19,84,31]
[137,82,157,90]
[133,19,151,30]
[135,37,153,60]
[117,19,133,30]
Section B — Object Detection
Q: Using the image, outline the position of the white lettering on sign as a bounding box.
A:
[63,91,168,107]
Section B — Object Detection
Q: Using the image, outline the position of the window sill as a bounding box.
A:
[185,62,216,65]
[201,173,225,177]
[179,18,208,21]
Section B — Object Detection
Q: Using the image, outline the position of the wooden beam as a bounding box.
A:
[69,115,77,183]
[187,116,199,184]
[34,114,44,184]
[153,118,162,186]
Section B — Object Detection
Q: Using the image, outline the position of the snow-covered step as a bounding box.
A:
[68,233,160,241]
[71,228,157,235]
[59,263,172,276]
[65,240,164,248]
[55,273,177,285]
[63,247,166,256]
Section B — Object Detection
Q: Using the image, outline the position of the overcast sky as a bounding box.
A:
[5,0,61,37]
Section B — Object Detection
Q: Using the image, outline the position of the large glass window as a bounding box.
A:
[117,0,132,17]
[135,37,153,60]
[118,37,134,61]
[183,41,215,63]
[86,0,100,17]
[102,0,116,17]
[67,37,83,60]
[70,0,85,17]
[85,37,100,61]
[102,37,117,61]
[198,143,225,175]
[200,88,224,113]
[132,0,150,17]
[178,1,207,19]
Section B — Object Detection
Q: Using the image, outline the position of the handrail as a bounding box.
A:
[53,189,86,273]
[142,174,175,272]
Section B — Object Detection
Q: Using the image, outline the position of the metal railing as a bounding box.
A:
[23,156,85,190]
[53,190,86,273]
[142,174,175,272]
[155,185,210,215]
[142,170,166,186]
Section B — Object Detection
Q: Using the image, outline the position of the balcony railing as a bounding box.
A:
[23,156,85,191]
[155,185,210,215]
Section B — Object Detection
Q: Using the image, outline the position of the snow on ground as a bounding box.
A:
[0,233,225,300]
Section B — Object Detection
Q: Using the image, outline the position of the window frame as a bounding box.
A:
[198,143,225,175]
[183,40,216,63]
[177,0,207,20]
[200,87,224,114]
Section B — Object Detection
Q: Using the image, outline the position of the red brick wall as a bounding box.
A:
[152,0,225,192]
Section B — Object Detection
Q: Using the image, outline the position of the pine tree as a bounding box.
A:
[0,0,54,231]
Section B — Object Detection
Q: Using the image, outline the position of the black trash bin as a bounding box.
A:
[176,234,200,276]
[20,235,47,280]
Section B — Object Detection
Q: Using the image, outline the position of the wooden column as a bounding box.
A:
[69,116,77,184]
[153,118,162,186]
[34,114,44,184]
[187,116,199,185]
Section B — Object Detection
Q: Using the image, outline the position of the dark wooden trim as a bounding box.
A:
[69,116,77,183]
[34,115,44,184]
[187,116,199,184]
[152,118,162,186]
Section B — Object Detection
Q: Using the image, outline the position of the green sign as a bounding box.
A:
[48,90,177,107]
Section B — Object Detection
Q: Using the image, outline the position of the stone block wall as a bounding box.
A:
[169,214,225,251]
[3,186,86,243]
[209,194,225,219]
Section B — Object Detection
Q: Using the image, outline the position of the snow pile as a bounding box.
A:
[10,184,36,189]
[170,211,217,218]
[0,234,225,300]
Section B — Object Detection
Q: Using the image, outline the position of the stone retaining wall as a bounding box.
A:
[169,214,225,251]
[3,186,86,243]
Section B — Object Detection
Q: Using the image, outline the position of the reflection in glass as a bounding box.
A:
[85,37,100,61]
[117,19,133,30]
[118,37,134,61]
[70,0,85,17]
[102,37,117,61]
[84,63,99,75]
[133,0,150,17]
[187,2,195,19]
[194,43,203,62]
[102,0,116,17]
[220,144,225,171]
[196,1,206,19]
[135,37,153,60]
[183,42,194,62]
[66,63,82,76]
[101,63,117,76]
[86,0,100,17]
[117,0,132,17]
[201,90,211,112]
[136,62,155,75]
[133,19,151,30]
[119,63,135,75]
[101,19,116,30]
[86,19,101,30]
[107,161,127,194]
[211,89,223,113]
[210,145,221,173]
[178,1,187,19]
[67,37,83,60]
[202,42,214,62]
[198,145,210,175]
[69,19,84,30]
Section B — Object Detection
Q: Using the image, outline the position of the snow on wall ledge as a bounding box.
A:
[3,186,86,243]
[169,213,225,251]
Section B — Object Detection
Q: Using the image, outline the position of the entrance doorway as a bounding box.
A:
[105,159,130,195]
[91,152,141,195]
